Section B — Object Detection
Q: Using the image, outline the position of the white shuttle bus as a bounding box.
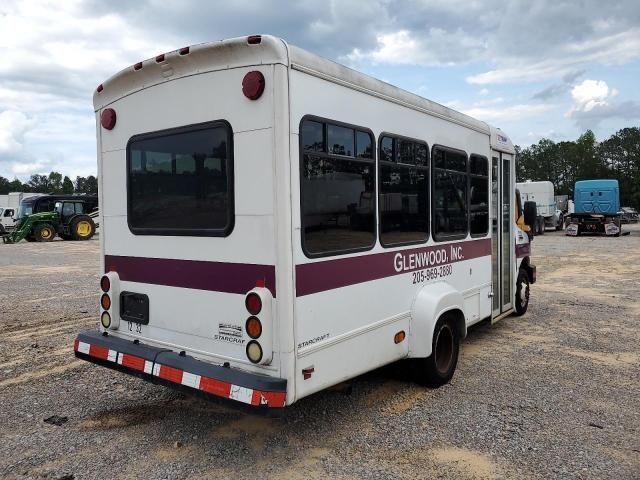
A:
[75,35,535,408]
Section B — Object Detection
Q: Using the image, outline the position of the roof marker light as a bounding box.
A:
[96,84,103,93]
[101,108,116,130]
[179,46,190,55]
[242,71,265,100]
[133,62,143,71]
[155,54,165,63]
[247,35,262,45]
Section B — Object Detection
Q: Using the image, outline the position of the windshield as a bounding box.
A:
[17,203,34,218]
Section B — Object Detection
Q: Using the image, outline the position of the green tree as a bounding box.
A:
[62,176,74,194]
[48,171,63,192]
[27,174,50,193]
[0,176,10,194]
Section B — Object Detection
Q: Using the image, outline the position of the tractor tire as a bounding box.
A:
[25,235,36,242]
[34,223,56,242]
[412,314,460,388]
[71,216,96,240]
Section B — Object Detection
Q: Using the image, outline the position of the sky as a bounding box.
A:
[1,0,639,181]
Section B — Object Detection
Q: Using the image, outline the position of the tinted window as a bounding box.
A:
[327,124,354,156]
[356,131,373,158]
[128,121,233,236]
[469,155,489,236]
[300,118,375,256]
[432,146,469,240]
[379,135,429,246]
[301,121,323,152]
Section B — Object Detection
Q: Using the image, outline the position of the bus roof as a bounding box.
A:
[94,35,513,149]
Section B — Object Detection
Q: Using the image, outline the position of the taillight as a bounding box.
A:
[245,292,262,315]
[101,108,116,130]
[100,275,110,292]
[242,71,265,100]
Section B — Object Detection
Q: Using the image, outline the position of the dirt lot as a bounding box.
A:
[0,227,639,480]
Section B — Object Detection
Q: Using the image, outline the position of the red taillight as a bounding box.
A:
[242,71,265,100]
[96,84,103,93]
[101,108,116,130]
[179,46,190,55]
[247,35,262,45]
[100,275,110,292]
[245,292,262,315]
[133,62,143,71]
[155,54,165,63]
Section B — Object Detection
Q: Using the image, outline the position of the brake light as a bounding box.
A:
[100,275,110,292]
[100,108,116,130]
[245,292,262,315]
[242,71,265,100]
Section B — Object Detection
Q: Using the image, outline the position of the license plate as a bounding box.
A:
[120,292,149,324]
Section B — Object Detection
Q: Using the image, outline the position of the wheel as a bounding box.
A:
[413,315,460,387]
[71,216,96,240]
[556,215,563,231]
[514,269,530,316]
[538,218,545,235]
[0,224,4,234]
[34,223,56,242]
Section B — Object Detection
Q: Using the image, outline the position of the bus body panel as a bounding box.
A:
[288,67,494,400]
[97,65,285,373]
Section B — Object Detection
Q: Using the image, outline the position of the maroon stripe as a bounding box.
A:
[105,255,276,297]
[296,238,492,297]
[516,243,530,258]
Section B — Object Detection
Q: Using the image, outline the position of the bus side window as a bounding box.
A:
[379,134,429,246]
[432,146,468,241]
[469,154,489,237]
[300,117,376,257]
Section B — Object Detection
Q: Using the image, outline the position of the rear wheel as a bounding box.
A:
[514,269,530,315]
[413,315,460,387]
[556,215,563,231]
[34,223,56,242]
[71,216,95,240]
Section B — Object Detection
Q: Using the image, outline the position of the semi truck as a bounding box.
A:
[516,181,563,234]
[565,179,621,236]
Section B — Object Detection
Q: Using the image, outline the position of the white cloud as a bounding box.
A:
[479,88,489,96]
[462,104,553,123]
[569,79,611,113]
[0,110,34,157]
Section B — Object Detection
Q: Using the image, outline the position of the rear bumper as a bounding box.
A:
[74,331,287,408]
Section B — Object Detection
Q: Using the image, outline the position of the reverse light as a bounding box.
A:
[242,71,265,100]
[246,341,263,363]
[245,292,262,315]
[101,293,111,310]
[245,316,262,339]
[101,312,111,329]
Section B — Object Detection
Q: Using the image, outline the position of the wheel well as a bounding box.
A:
[442,308,466,340]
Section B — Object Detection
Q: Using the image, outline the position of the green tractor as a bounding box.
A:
[2,200,96,244]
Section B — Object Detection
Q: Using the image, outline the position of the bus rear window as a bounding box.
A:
[127,121,234,236]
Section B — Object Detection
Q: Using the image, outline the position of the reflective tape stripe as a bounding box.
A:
[229,385,253,404]
[181,371,201,389]
[75,339,286,407]
[77,341,91,355]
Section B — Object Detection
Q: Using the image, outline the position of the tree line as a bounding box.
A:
[515,127,640,209]
[0,172,98,195]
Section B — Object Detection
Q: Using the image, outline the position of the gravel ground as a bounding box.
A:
[0,227,638,480]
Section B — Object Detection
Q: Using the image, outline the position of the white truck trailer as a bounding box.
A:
[517,181,562,234]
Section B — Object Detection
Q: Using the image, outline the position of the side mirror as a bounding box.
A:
[524,201,537,233]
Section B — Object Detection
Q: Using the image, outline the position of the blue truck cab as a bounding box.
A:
[567,179,621,236]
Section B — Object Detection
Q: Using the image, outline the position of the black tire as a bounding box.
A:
[70,216,96,240]
[34,223,56,242]
[514,269,530,316]
[25,235,36,242]
[556,215,563,231]
[538,218,545,235]
[0,224,4,234]
[413,315,460,388]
